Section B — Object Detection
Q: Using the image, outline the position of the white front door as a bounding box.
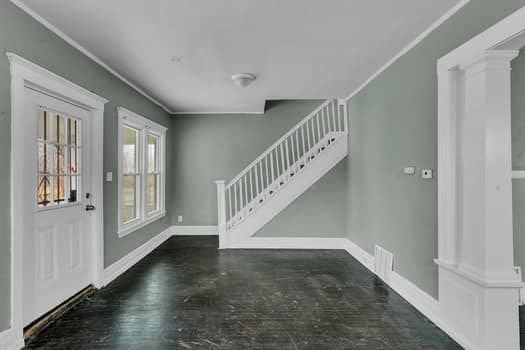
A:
[22,87,94,326]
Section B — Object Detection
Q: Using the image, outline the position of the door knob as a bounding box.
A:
[86,204,96,211]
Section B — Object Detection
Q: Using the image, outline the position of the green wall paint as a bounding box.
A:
[171,100,347,235]
[346,0,525,298]
[0,1,172,331]
[254,159,347,237]
[512,50,525,274]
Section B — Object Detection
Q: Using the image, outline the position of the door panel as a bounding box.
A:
[23,88,93,326]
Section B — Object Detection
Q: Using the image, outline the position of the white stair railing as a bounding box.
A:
[215,99,347,244]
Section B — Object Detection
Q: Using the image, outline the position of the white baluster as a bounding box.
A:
[255,162,260,198]
[285,139,290,175]
[243,174,248,213]
[333,100,339,132]
[249,169,254,204]
[270,150,275,183]
[280,143,286,178]
[321,108,326,138]
[295,130,300,164]
[342,100,348,133]
[331,101,336,133]
[265,155,270,190]
[306,119,312,152]
[301,125,306,157]
[228,187,232,222]
[234,182,238,220]
[316,112,321,144]
[215,180,227,248]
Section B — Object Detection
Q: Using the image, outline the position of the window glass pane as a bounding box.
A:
[56,114,66,144]
[68,176,79,203]
[38,142,51,174]
[55,175,65,204]
[122,175,137,223]
[147,134,158,173]
[69,146,79,175]
[57,146,66,174]
[147,174,158,214]
[38,110,50,140]
[123,126,138,174]
[68,119,78,146]
[37,175,52,207]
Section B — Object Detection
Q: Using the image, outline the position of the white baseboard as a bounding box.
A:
[0,327,25,350]
[172,225,218,236]
[341,238,471,349]
[102,226,173,286]
[225,237,348,249]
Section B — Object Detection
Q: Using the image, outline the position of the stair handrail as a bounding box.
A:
[225,99,336,189]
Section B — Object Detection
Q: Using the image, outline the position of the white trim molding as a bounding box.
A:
[224,237,348,250]
[436,6,525,349]
[9,0,173,114]
[7,52,107,349]
[512,170,525,179]
[117,107,167,238]
[344,0,470,101]
[0,328,24,350]
[340,239,475,350]
[172,226,218,236]
[103,227,173,286]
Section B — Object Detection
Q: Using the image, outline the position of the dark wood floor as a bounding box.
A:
[25,236,461,349]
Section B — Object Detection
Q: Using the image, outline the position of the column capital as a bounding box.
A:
[461,49,519,75]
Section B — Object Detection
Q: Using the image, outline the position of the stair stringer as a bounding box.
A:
[223,134,348,248]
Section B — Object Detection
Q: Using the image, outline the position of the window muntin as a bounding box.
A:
[37,109,81,208]
[118,107,166,237]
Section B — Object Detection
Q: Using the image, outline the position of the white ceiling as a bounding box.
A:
[17,0,460,114]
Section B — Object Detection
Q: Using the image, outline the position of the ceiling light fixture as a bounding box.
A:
[232,73,256,88]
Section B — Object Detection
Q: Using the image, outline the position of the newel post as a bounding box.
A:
[215,180,227,249]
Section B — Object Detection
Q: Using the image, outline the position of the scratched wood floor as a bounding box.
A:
[25,236,461,349]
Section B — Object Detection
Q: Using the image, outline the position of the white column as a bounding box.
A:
[458,50,518,282]
[437,50,522,350]
[215,180,227,249]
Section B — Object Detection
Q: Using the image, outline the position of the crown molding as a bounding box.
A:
[10,0,175,114]
[344,0,470,102]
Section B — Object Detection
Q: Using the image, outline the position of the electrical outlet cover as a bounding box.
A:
[422,169,433,179]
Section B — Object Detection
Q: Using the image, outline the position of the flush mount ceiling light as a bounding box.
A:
[232,73,256,88]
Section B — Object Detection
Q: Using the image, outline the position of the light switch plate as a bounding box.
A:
[178,216,183,223]
[422,169,433,179]
[106,172,113,182]
[404,166,416,175]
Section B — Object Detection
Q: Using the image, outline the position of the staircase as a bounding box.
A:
[215,99,348,248]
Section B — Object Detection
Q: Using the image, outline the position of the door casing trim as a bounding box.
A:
[7,52,108,346]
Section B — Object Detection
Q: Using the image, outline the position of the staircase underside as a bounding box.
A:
[222,132,347,248]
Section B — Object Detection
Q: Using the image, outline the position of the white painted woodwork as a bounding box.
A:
[8,52,107,348]
[436,7,525,348]
[22,88,94,326]
[216,99,348,247]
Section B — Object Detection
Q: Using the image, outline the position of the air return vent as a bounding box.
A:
[374,245,394,283]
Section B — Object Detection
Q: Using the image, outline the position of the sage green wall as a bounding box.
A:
[346,0,525,298]
[171,100,347,236]
[254,160,347,237]
[0,1,172,332]
[512,50,525,275]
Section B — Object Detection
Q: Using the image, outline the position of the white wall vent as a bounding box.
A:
[374,245,394,283]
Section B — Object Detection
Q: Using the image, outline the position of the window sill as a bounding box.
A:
[118,211,166,238]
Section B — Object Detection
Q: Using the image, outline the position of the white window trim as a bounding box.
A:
[117,107,167,237]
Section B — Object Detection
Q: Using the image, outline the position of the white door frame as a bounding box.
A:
[7,53,107,346]
[436,6,525,350]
